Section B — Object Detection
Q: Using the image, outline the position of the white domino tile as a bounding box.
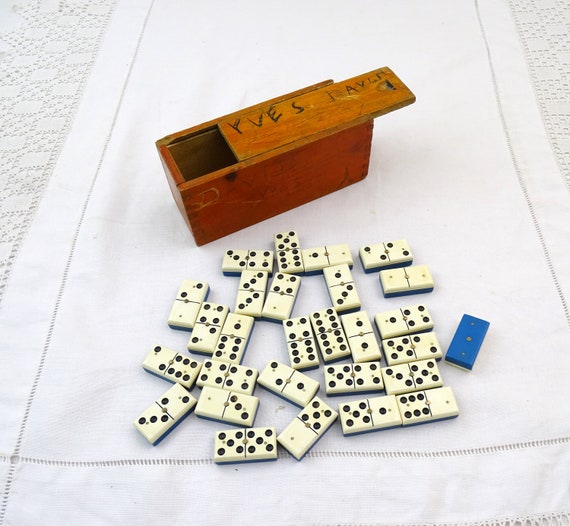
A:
[283,315,319,370]
[222,249,274,275]
[167,280,209,330]
[383,332,443,366]
[261,272,301,321]
[196,359,258,395]
[187,302,229,355]
[310,308,351,363]
[195,386,259,427]
[302,244,353,274]
[340,311,382,363]
[323,362,384,395]
[359,239,413,272]
[211,312,254,364]
[214,427,278,464]
[274,231,305,274]
[381,359,443,395]
[257,360,320,407]
[338,395,402,435]
[234,270,268,318]
[379,264,434,297]
[277,397,338,460]
[134,383,197,445]
[142,345,202,389]
[396,386,459,426]
[374,304,434,339]
[323,263,361,312]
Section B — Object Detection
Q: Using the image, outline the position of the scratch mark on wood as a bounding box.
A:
[189,187,220,211]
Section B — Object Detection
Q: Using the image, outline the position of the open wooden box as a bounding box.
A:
[156,67,415,246]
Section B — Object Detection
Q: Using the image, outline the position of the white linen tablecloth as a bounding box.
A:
[1,0,570,524]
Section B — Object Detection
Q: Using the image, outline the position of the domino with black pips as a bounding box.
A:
[222,249,274,276]
[261,272,301,322]
[323,263,361,313]
[277,396,338,460]
[324,362,384,396]
[196,359,258,396]
[301,244,353,275]
[379,265,434,298]
[134,383,197,445]
[211,312,255,364]
[396,386,459,426]
[340,311,382,363]
[374,304,434,340]
[195,385,259,427]
[310,308,352,363]
[445,314,490,371]
[381,358,443,395]
[214,427,278,464]
[283,315,320,370]
[187,302,229,355]
[359,239,413,273]
[142,345,202,389]
[383,332,443,366]
[167,280,209,331]
[274,230,304,274]
[338,395,402,435]
[257,360,320,407]
[234,270,268,318]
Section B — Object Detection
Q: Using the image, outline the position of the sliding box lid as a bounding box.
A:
[218,66,415,161]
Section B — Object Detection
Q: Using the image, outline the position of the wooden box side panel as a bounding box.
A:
[180,119,374,245]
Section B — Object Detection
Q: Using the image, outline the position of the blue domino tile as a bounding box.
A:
[444,314,490,371]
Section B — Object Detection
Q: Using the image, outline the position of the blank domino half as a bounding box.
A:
[274,231,305,274]
[257,360,320,407]
[323,362,384,396]
[211,312,254,364]
[222,249,274,276]
[374,304,434,339]
[310,308,351,363]
[261,272,301,322]
[359,239,413,273]
[323,263,361,313]
[381,359,443,395]
[234,270,268,318]
[142,345,202,389]
[383,333,443,366]
[302,244,353,274]
[187,302,229,355]
[338,395,402,435]
[196,359,258,395]
[214,427,278,464]
[283,315,319,370]
[134,383,197,445]
[340,311,382,363]
[379,265,434,298]
[277,397,338,460]
[167,280,209,330]
[396,386,459,426]
[445,314,490,371]
[195,386,259,427]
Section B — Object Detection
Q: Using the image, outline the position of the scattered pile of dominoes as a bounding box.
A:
[134,232,489,463]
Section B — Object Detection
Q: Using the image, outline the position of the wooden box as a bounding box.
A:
[156,67,415,246]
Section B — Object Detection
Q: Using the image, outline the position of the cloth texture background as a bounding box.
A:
[1,0,570,524]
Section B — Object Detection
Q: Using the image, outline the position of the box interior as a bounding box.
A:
[166,126,238,181]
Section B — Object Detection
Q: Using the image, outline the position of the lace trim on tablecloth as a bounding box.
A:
[508,0,570,194]
[0,0,117,310]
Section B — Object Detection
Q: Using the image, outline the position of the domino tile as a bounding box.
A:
[142,345,202,389]
[338,395,402,435]
[340,310,382,363]
[277,397,338,460]
[396,386,459,426]
[167,280,209,330]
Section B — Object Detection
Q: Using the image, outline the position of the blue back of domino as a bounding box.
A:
[444,314,490,371]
